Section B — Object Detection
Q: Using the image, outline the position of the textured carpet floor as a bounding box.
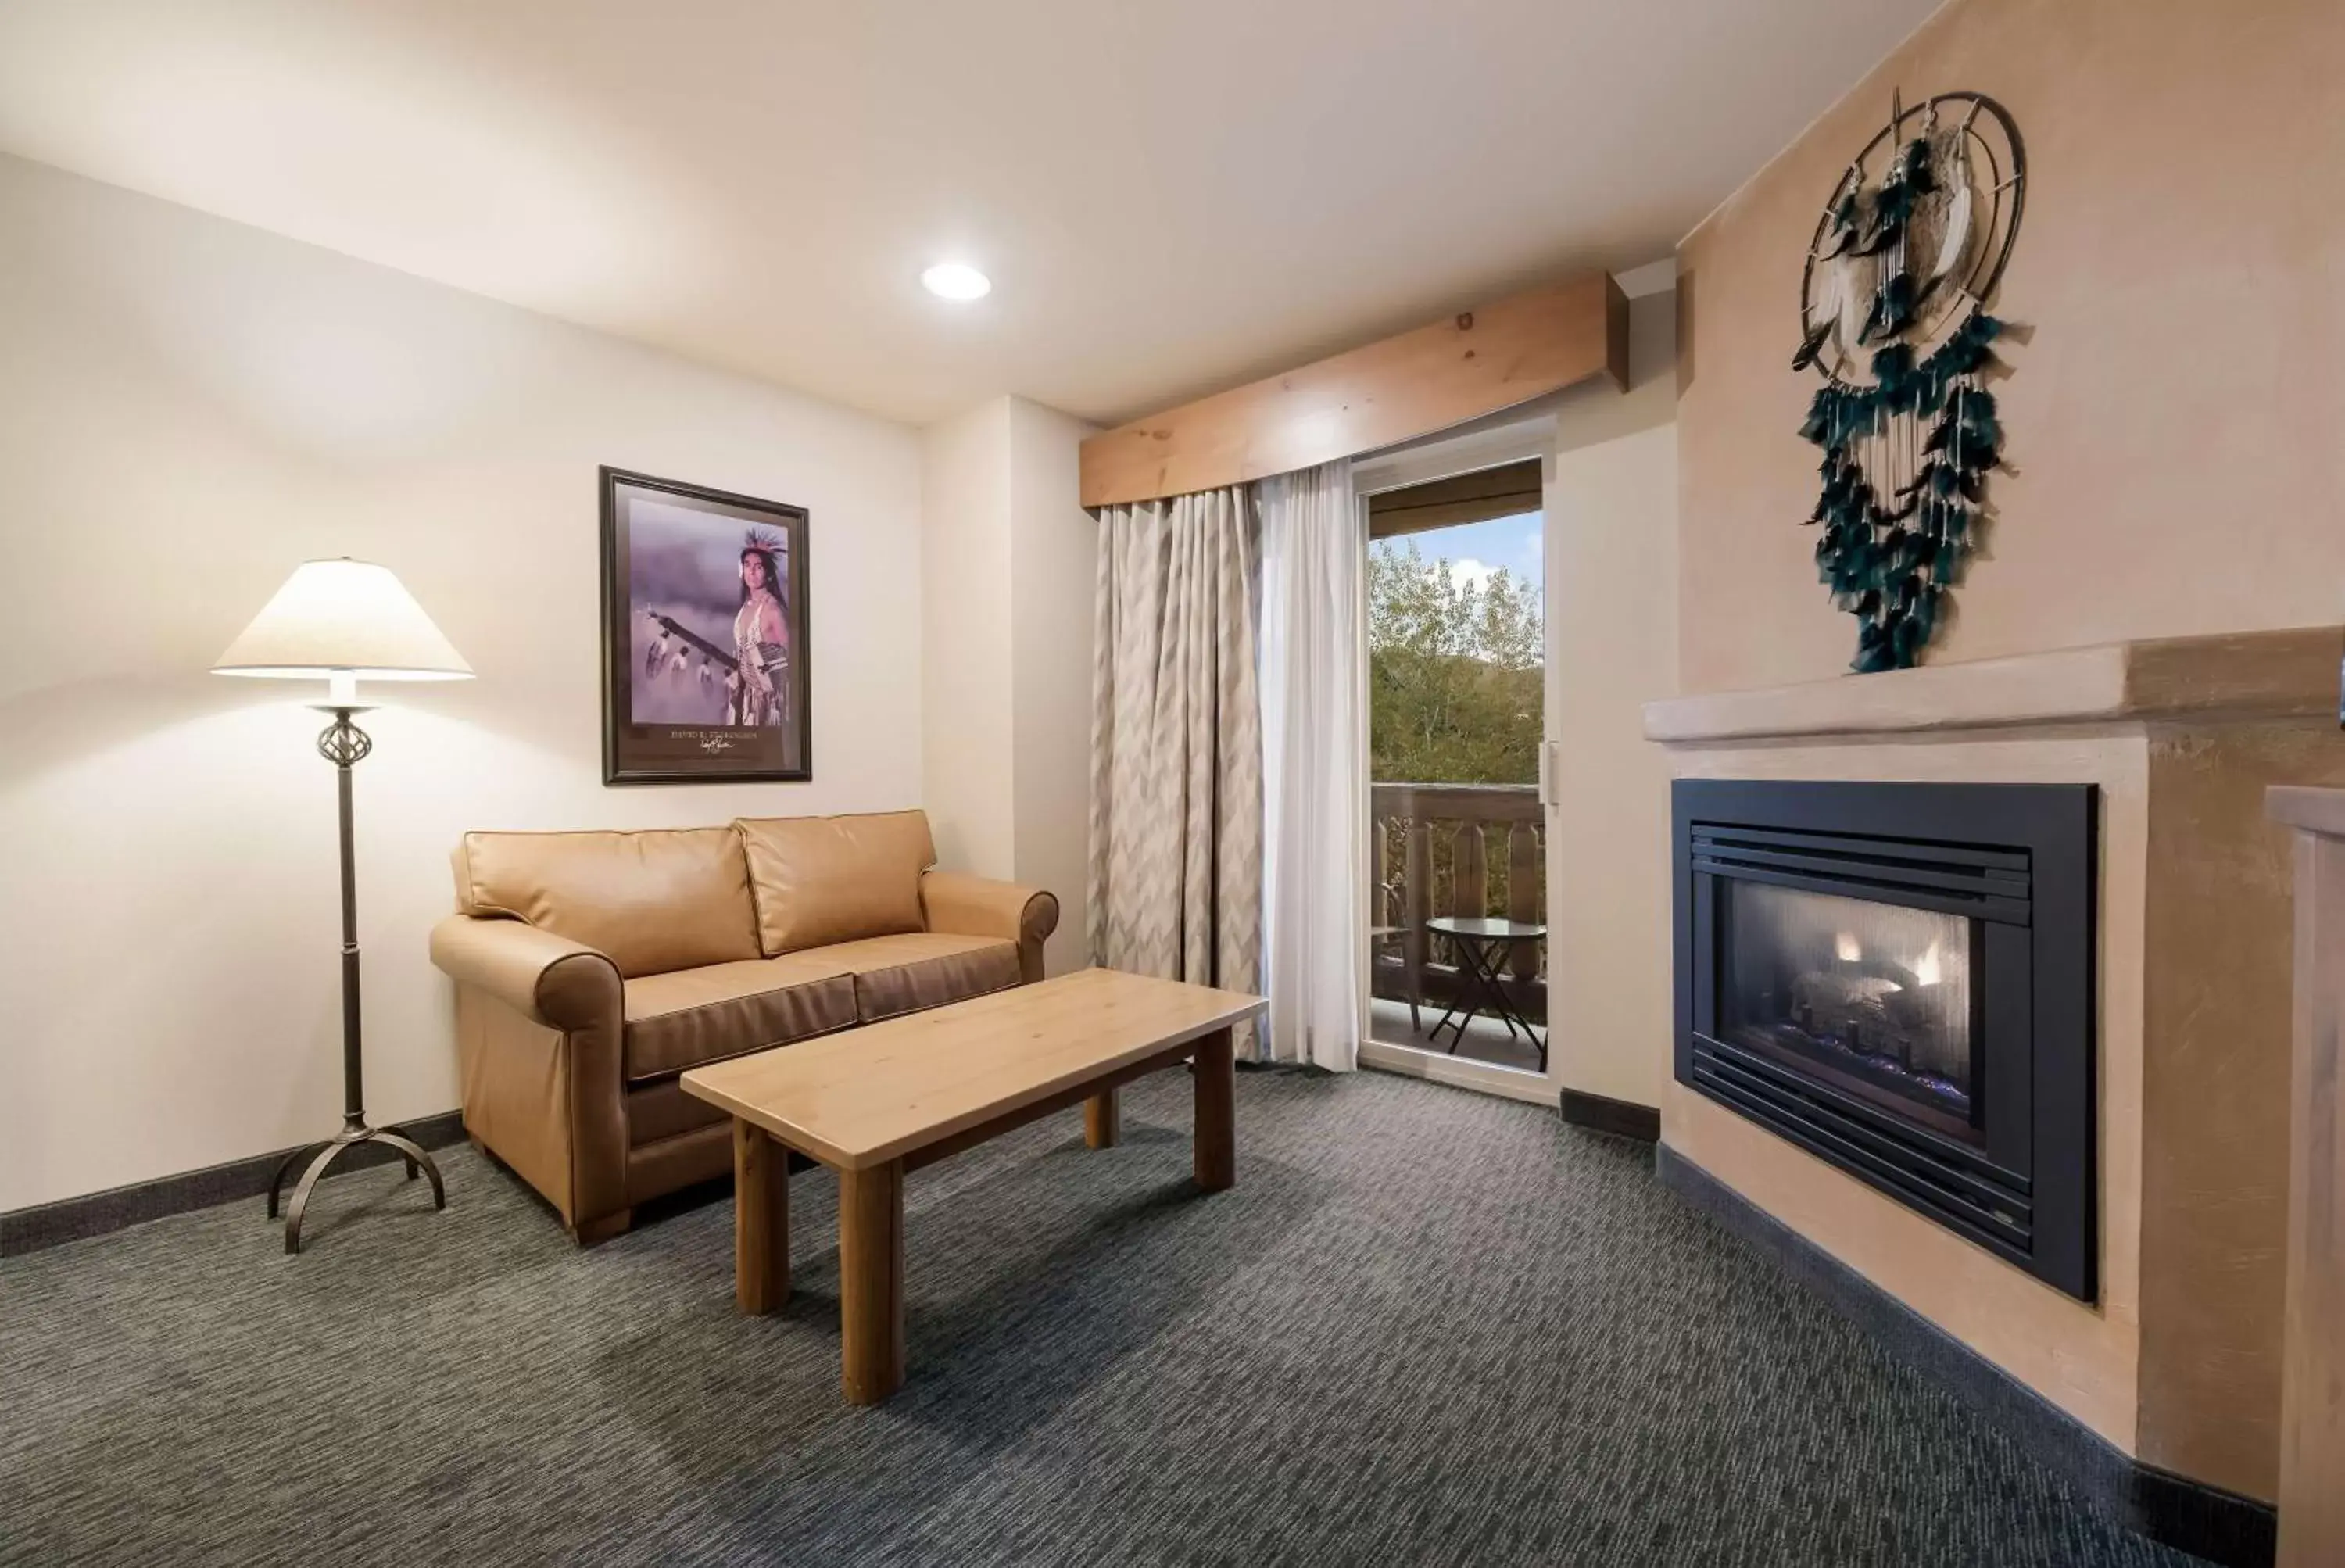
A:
[2,1071,2203,1567]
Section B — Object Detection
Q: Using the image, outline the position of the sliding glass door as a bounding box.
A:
[1356,442,1552,1094]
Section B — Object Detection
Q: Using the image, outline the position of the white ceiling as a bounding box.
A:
[0,0,1939,427]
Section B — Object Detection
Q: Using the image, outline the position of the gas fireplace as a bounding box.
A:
[1674,780,2096,1299]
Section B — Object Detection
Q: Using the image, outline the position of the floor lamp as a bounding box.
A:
[213,558,474,1253]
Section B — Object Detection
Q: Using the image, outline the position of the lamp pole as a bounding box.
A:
[333,709,366,1127]
[264,700,446,1253]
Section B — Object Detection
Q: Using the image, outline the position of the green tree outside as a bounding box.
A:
[1368,538,1544,784]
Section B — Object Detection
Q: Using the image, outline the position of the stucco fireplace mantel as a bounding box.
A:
[1643,626,2344,746]
[1640,621,2345,1513]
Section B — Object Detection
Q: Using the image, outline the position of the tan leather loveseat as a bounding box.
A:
[428,809,1056,1243]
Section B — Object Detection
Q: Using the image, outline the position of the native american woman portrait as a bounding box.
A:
[600,467,811,783]
[729,532,790,727]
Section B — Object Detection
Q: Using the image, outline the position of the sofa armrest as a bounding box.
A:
[920,871,1059,983]
[430,912,630,1238]
[429,915,621,1030]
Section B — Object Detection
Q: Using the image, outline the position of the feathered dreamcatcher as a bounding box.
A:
[1795,91,2026,671]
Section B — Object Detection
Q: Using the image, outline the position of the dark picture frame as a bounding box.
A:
[599,466,812,784]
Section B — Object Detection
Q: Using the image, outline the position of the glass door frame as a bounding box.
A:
[1350,412,1560,1105]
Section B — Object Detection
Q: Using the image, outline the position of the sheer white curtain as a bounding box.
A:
[1257,460,1366,1069]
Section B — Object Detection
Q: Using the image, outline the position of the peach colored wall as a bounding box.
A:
[2136,725,2345,1496]
[1670,0,2345,1498]
[1677,0,2345,696]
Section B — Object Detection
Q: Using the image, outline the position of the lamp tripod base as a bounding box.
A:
[267,1123,446,1255]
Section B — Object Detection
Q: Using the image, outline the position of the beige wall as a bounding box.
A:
[1677,0,2345,695]
[1545,287,1680,1108]
[919,400,1017,880]
[919,394,1097,974]
[1007,398,1100,978]
[0,155,926,1212]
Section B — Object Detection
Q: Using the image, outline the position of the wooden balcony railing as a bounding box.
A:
[1370,782,1546,1026]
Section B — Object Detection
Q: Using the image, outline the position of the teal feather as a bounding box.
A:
[1799,303,2012,671]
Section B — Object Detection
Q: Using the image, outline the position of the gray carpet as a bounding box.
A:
[1,1070,2203,1567]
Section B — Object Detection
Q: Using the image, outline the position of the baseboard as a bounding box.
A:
[1653,1144,2276,1568]
[1559,1088,1660,1143]
[0,1110,467,1258]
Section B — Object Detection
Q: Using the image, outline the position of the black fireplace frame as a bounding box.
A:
[1673,779,2096,1301]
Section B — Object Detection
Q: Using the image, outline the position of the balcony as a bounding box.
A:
[1369,782,1546,1072]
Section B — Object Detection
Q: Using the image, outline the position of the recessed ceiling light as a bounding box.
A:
[921,262,991,301]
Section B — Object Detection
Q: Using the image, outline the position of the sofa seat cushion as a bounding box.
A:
[625,1076,731,1147]
[808,932,1022,1022]
[621,953,857,1083]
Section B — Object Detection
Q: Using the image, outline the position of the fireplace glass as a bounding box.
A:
[1718,881,1978,1140]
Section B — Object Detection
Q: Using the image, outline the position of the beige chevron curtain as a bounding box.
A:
[1087,485,1262,1049]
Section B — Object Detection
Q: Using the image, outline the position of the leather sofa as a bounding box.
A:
[428,809,1057,1243]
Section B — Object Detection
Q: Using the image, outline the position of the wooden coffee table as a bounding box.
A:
[679,966,1266,1405]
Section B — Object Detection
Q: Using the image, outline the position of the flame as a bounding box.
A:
[1834,932,1862,963]
[1914,943,1943,987]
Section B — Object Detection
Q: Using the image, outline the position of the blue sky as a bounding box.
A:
[1373,509,1542,597]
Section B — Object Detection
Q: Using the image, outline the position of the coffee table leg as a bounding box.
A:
[734,1119,789,1315]
[1084,1088,1121,1149]
[839,1158,904,1405]
[1193,1026,1235,1192]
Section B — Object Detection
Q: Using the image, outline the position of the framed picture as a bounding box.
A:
[600,466,812,784]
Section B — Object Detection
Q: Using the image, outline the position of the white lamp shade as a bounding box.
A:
[212,559,473,681]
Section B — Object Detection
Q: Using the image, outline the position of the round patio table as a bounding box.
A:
[1423,916,1548,1072]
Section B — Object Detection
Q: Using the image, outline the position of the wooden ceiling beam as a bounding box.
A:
[1079,270,1627,509]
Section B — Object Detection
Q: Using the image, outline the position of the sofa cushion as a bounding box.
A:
[625,1076,731,1147]
[455,827,761,979]
[620,953,857,1083]
[809,932,1022,1022]
[736,810,936,957]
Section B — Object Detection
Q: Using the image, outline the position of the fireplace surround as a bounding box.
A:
[1643,626,2345,1526]
[1674,779,2096,1299]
